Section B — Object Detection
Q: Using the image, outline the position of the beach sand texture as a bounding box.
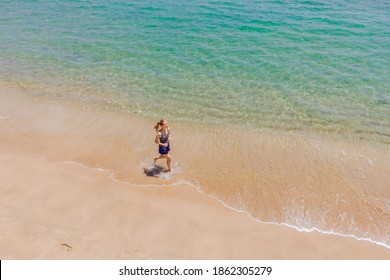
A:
[1,86,389,259]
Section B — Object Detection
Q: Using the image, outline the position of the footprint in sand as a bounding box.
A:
[60,243,72,252]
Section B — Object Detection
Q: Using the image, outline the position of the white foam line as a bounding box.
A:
[110,178,187,188]
[276,223,390,250]
[56,160,113,173]
[186,180,390,251]
[55,160,186,188]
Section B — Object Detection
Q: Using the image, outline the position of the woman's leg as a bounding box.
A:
[153,154,164,164]
[163,153,172,171]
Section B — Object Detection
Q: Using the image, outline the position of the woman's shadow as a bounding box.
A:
[143,165,165,177]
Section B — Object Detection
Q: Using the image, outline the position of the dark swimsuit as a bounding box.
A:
[158,130,170,155]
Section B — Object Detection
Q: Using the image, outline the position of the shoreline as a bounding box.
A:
[1,85,390,259]
[1,153,390,259]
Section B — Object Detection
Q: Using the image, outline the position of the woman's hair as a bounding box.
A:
[154,119,165,132]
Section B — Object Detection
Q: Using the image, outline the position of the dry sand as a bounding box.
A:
[1,86,390,259]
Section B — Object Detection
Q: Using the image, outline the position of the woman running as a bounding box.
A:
[153,119,172,172]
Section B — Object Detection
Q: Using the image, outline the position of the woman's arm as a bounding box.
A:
[167,127,173,141]
[155,132,168,147]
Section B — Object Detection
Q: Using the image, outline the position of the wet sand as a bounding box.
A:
[1,85,390,259]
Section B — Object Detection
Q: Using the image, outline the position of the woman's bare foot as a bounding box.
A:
[153,155,162,164]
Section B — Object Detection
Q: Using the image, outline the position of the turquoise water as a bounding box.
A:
[1,0,390,141]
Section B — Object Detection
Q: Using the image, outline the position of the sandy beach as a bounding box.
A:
[1,86,390,259]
